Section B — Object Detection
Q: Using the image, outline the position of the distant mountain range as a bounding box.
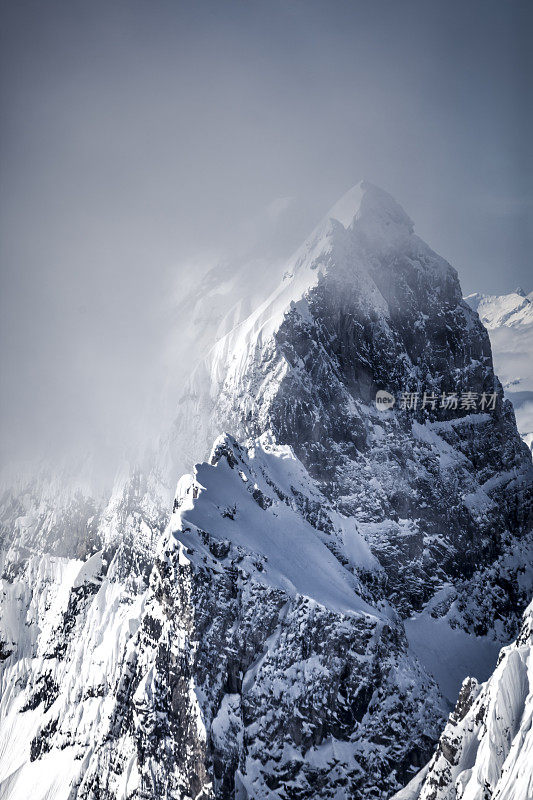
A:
[465,288,533,451]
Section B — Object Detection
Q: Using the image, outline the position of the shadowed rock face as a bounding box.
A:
[0,183,531,800]
[269,297,530,616]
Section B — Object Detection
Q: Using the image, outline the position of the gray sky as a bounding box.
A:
[1,0,531,468]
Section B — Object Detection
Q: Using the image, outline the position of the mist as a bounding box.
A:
[1,0,531,475]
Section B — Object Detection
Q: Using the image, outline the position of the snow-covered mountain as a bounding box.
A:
[465,288,533,451]
[465,288,533,330]
[394,599,533,800]
[0,182,531,799]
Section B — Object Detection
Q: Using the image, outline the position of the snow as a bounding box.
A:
[0,748,79,800]
[405,612,501,704]
[210,694,243,750]
[172,435,381,619]
[391,764,431,800]
[0,551,148,800]
[328,179,413,259]
[72,550,103,588]
[326,182,367,228]
[465,290,533,329]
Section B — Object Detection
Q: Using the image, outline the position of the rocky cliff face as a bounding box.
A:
[0,183,531,799]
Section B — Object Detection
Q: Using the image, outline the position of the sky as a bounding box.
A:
[1,0,531,469]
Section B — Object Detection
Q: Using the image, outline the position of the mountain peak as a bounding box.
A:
[326,180,414,233]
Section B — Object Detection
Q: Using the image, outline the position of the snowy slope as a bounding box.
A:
[395,600,533,800]
[176,434,379,616]
[0,550,150,800]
